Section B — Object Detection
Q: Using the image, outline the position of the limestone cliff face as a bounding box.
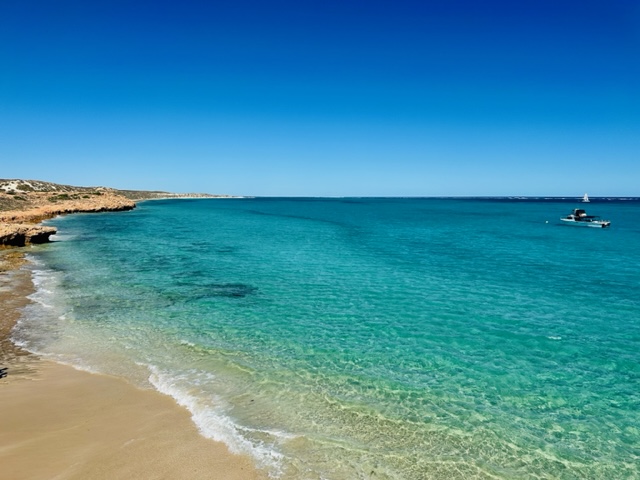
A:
[0,224,58,247]
[0,192,136,224]
[0,188,136,247]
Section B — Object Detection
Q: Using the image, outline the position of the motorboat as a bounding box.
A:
[560,208,610,228]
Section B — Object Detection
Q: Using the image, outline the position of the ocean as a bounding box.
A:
[14,198,640,479]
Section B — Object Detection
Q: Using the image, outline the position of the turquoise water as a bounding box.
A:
[16,198,640,479]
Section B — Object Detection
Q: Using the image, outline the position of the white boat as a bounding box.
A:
[560,208,610,228]
[582,193,590,203]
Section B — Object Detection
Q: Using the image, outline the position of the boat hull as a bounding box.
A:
[560,218,610,228]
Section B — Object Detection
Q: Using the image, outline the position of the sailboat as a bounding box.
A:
[582,193,590,203]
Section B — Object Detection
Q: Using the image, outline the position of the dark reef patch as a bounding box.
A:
[205,283,258,298]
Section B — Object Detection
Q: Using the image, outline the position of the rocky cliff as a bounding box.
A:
[0,180,136,247]
[0,224,58,247]
[0,179,235,247]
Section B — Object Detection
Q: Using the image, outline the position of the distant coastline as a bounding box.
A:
[0,179,240,247]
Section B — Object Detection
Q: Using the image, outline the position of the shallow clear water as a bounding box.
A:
[15,198,640,479]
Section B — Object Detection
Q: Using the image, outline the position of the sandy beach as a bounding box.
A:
[0,363,263,480]
[1,235,264,479]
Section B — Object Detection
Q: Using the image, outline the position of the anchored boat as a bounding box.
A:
[560,208,610,228]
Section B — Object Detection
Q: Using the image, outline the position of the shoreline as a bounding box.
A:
[0,251,37,377]
[0,246,265,479]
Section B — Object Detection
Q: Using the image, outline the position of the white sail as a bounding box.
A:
[582,193,590,203]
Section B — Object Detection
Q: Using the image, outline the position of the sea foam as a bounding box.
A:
[147,364,286,476]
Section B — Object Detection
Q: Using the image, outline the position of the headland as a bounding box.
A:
[0,179,235,247]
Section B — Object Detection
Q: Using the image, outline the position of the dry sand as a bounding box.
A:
[0,251,266,480]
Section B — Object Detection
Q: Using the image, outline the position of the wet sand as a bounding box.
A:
[0,250,265,480]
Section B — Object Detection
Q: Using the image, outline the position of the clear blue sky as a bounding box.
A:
[1,0,638,196]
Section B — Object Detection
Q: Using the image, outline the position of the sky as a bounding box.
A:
[1,0,638,196]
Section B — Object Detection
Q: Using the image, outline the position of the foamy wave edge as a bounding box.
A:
[12,254,64,350]
[147,364,288,477]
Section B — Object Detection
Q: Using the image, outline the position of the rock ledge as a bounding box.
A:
[0,224,58,247]
[0,179,233,248]
[0,185,136,247]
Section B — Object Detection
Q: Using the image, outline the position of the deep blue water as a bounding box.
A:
[16,198,640,479]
